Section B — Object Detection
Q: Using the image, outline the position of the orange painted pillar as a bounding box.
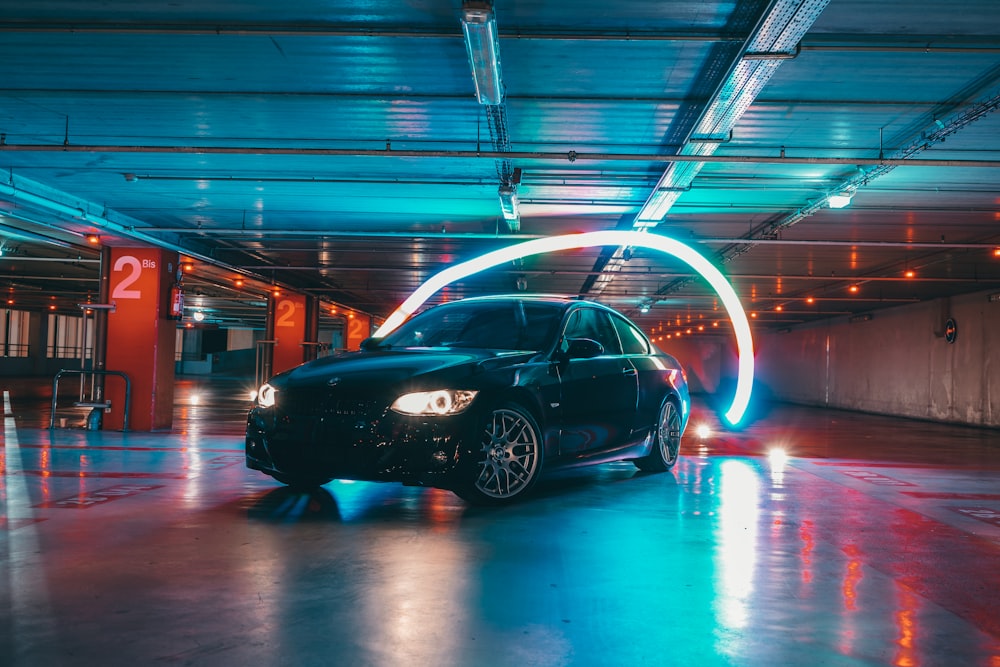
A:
[103,247,178,431]
[345,313,371,351]
[268,292,318,375]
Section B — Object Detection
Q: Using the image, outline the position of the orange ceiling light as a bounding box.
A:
[806,296,815,304]
[904,269,916,278]
[849,285,860,294]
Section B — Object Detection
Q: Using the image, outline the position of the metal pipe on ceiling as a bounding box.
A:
[231,265,990,283]
[2,142,999,168]
[0,22,743,42]
[133,228,1000,251]
[0,274,99,281]
[0,256,101,263]
[1,22,994,52]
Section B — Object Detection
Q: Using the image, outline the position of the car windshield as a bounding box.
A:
[378,300,566,352]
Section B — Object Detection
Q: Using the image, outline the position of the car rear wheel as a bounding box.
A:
[455,403,544,505]
[635,398,681,472]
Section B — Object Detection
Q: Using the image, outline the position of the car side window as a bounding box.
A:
[562,307,622,355]
[611,314,650,355]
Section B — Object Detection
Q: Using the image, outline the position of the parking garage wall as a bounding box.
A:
[755,288,1000,428]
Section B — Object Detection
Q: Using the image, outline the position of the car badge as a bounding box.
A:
[327,377,341,386]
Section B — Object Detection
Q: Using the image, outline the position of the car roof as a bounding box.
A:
[444,294,603,308]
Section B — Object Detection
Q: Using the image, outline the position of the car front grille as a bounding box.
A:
[278,387,384,420]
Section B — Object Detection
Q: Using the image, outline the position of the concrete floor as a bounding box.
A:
[2,376,999,666]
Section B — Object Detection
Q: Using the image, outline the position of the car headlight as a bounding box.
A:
[390,390,478,416]
[255,383,278,408]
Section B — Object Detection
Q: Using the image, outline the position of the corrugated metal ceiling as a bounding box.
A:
[0,0,998,336]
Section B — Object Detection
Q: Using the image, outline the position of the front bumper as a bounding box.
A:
[245,402,481,487]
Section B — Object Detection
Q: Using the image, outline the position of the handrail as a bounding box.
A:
[50,369,131,431]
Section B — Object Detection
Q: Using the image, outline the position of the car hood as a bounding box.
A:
[276,348,538,389]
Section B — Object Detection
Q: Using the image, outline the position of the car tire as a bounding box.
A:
[634,397,682,472]
[454,402,544,505]
[269,472,333,490]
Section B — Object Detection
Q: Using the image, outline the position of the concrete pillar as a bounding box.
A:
[102,247,178,431]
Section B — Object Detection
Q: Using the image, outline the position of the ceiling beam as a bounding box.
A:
[3,143,999,168]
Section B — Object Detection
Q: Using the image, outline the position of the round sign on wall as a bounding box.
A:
[945,318,958,344]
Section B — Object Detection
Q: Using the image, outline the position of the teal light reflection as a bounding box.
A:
[716,460,762,630]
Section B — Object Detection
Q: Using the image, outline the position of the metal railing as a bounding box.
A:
[50,369,131,431]
[1,342,30,358]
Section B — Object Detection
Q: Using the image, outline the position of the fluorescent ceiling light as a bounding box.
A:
[498,184,519,230]
[461,1,504,105]
[827,191,853,208]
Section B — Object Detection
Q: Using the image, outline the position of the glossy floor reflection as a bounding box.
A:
[2,377,999,666]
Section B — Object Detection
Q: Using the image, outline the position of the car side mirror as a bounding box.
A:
[562,337,604,360]
[359,337,383,351]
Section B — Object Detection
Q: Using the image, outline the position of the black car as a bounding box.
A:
[246,295,690,504]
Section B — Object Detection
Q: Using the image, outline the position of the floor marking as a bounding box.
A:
[950,507,1000,527]
[34,483,165,509]
[903,492,1000,501]
[839,469,916,487]
[3,390,61,664]
[14,443,241,453]
[19,470,188,479]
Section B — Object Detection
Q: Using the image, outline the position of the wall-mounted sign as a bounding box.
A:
[944,318,958,344]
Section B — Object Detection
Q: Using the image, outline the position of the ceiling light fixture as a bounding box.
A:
[498,184,519,229]
[461,1,504,105]
[827,190,853,209]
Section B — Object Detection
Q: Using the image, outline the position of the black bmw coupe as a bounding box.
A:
[246,295,690,504]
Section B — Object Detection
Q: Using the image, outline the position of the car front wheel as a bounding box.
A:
[455,402,544,505]
[635,398,682,472]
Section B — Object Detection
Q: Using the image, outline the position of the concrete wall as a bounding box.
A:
[756,288,1000,427]
[658,336,732,395]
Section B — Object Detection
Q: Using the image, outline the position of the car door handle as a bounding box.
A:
[622,368,637,376]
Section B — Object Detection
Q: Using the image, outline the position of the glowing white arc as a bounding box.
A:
[374,230,754,425]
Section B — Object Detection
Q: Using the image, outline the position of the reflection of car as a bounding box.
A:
[246,295,689,504]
